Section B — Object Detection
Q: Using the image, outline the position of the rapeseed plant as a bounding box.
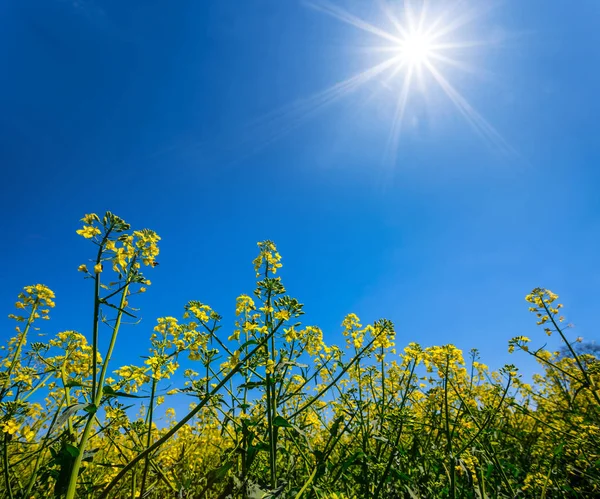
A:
[0,211,598,498]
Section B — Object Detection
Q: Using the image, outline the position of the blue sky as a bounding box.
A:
[1,0,599,381]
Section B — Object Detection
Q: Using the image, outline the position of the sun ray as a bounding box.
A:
[427,51,494,78]
[221,55,404,160]
[304,0,402,44]
[430,40,499,50]
[249,55,401,129]
[425,1,498,41]
[188,0,513,167]
[423,59,514,154]
[376,0,407,37]
[301,0,514,163]
[385,64,414,163]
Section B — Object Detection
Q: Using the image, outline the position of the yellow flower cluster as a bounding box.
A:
[113,365,150,392]
[342,313,364,349]
[525,287,565,326]
[9,284,55,323]
[75,212,161,280]
[252,240,283,277]
[133,229,161,266]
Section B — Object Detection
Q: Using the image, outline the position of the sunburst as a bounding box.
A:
[182,1,513,167]
[302,0,512,161]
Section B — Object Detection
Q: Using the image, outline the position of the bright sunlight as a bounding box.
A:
[306,0,512,160]
[398,30,434,66]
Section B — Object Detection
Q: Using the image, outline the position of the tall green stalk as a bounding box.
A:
[139,377,157,496]
[264,283,278,490]
[98,323,280,499]
[64,282,130,499]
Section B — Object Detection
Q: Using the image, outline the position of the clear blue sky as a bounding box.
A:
[1,0,599,379]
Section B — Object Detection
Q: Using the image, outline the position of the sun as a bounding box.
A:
[293,0,513,160]
[398,30,434,67]
[239,1,512,164]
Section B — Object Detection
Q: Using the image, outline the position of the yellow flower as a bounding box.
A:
[76,225,101,239]
[221,350,240,372]
[21,426,36,442]
[253,241,283,276]
[284,327,298,343]
[0,420,19,435]
[81,213,100,224]
[274,310,291,321]
[94,263,103,274]
[112,247,129,272]
[235,295,256,316]
[77,264,88,273]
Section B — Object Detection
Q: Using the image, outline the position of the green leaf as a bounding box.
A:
[64,443,80,459]
[239,339,258,350]
[239,381,267,390]
[103,385,144,399]
[56,403,88,428]
[247,442,269,463]
[340,451,364,473]
[82,448,99,462]
[65,380,89,388]
[206,461,234,484]
[83,403,97,415]
[273,415,292,428]
[329,416,344,437]
[405,485,420,499]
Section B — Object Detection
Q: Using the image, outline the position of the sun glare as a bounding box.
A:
[399,31,433,66]
[236,2,512,165]
[292,0,514,161]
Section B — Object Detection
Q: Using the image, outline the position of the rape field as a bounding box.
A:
[1,212,598,498]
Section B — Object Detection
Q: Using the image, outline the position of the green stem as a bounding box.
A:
[64,282,130,499]
[373,360,418,499]
[262,266,277,490]
[1,301,38,399]
[21,371,54,403]
[140,377,157,497]
[91,228,112,402]
[542,300,600,406]
[443,355,455,499]
[22,395,66,498]
[98,324,279,499]
[289,329,389,420]
[61,363,75,437]
[293,465,318,499]
[2,434,14,499]
[91,254,102,403]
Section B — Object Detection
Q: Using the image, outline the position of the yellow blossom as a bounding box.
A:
[76,225,101,239]
[0,420,19,435]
